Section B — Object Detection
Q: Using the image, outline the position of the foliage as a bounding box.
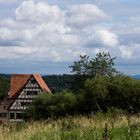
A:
[26,75,140,119]
[0,76,10,100]
[83,76,140,113]
[43,74,76,93]
[69,55,90,75]
[0,52,140,120]
[0,74,76,95]
[25,91,77,119]
[107,76,140,113]
[84,76,109,113]
[70,52,119,77]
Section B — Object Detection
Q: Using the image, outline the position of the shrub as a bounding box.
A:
[84,76,109,113]
[25,91,77,120]
[25,76,140,120]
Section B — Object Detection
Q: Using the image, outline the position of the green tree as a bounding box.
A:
[84,76,109,113]
[70,52,119,77]
[0,77,10,100]
[107,76,140,113]
[25,91,77,120]
[89,52,119,77]
[69,55,90,75]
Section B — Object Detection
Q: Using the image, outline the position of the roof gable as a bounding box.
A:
[9,74,51,98]
[33,74,51,93]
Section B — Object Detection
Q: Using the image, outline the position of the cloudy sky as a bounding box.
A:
[0,0,140,75]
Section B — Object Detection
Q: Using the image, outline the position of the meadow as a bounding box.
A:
[0,113,140,140]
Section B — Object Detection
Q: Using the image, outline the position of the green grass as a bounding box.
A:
[0,114,140,140]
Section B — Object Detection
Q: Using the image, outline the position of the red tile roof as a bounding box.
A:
[9,74,51,98]
[33,74,51,93]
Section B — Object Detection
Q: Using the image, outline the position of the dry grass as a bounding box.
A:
[0,114,140,140]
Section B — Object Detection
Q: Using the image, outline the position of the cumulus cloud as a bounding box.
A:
[119,45,133,59]
[0,0,114,63]
[67,4,111,27]
[15,1,65,23]
[0,46,35,60]
[0,27,35,42]
[119,44,140,60]
[86,30,119,48]
[129,16,140,23]
[1,0,139,74]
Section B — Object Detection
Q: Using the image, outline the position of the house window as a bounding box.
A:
[3,113,6,118]
[27,91,32,95]
[0,113,2,117]
[16,113,22,119]
[0,113,6,118]
[21,102,31,106]
[21,102,26,106]
[27,91,38,95]
[10,113,15,119]
[3,106,6,110]
[30,79,36,84]
[33,91,38,95]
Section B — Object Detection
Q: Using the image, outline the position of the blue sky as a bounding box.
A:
[0,0,140,75]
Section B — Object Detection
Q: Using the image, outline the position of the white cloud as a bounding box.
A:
[0,0,89,62]
[0,46,35,60]
[119,44,140,60]
[1,0,139,70]
[129,16,140,23]
[66,4,111,27]
[119,45,133,59]
[0,27,14,40]
[114,23,140,35]
[0,0,139,75]
[0,27,35,42]
[87,29,119,48]
[0,18,17,28]
[15,0,65,24]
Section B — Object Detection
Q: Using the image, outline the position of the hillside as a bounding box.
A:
[0,73,139,99]
[43,74,75,93]
[132,75,140,79]
[0,74,75,99]
[0,76,10,100]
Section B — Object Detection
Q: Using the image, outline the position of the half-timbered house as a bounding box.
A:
[0,74,51,123]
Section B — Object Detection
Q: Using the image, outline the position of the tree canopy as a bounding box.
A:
[70,52,119,77]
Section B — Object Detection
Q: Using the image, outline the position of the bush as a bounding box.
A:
[108,76,140,113]
[83,76,140,114]
[84,76,109,113]
[25,91,77,120]
[25,76,140,120]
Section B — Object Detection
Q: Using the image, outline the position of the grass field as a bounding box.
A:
[0,113,140,140]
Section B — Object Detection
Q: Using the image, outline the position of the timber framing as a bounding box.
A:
[0,74,51,123]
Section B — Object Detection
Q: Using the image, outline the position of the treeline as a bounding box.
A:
[0,73,139,96]
[0,52,140,120]
[0,76,10,100]
[25,52,140,120]
[25,76,140,120]
[43,74,75,93]
[0,74,76,95]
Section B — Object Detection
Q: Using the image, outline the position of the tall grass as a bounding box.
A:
[0,113,140,140]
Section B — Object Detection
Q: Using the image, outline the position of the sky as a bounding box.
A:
[0,0,140,75]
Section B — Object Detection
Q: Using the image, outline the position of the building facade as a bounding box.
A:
[0,74,51,123]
